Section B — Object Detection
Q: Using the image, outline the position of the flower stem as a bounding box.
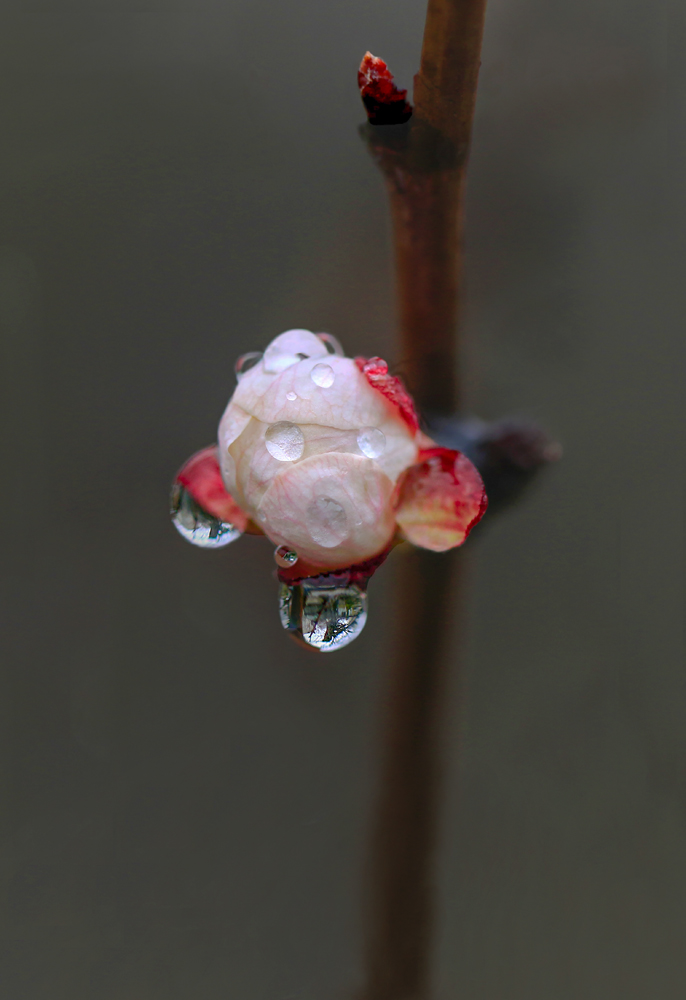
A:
[360,2,488,997]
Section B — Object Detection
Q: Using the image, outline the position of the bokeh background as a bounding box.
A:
[1,2,685,997]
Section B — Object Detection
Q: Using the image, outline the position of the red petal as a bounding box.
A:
[175,446,250,532]
[394,447,487,551]
[355,356,420,434]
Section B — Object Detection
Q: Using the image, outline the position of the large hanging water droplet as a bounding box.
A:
[274,545,298,568]
[235,352,263,380]
[307,496,348,547]
[316,333,344,356]
[170,482,242,548]
[310,363,335,388]
[278,581,368,652]
[357,426,386,459]
[265,421,305,462]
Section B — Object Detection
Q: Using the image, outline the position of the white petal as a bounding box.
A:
[262,329,329,373]
[256,452,396,569]
[233,354,407,433]
[217,403,251,495]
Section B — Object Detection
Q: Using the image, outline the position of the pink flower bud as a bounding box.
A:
[219,330,418,570]
[171,330,488,649]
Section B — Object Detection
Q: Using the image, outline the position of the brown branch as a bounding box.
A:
[359,2,488,998]
[361,0,487,416]
[362,549,461,1000]
[414,0,488,148]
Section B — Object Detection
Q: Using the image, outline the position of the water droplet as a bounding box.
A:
[357,426,386,459]
[235,352,262,379]
[317,333,344,356]
[170,483,242,548]
[265,421,305,462]
[307,496,348,547]
[278,583,292,631]
[310,363,335,388]
[278,581,368,651]
[274,546,298,568]
[286,391,297,401]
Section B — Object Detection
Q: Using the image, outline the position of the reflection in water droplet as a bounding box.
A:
[316,333,344,356]
[235,352,263,379]
[286,391,297,401]
[357,426,386,459]
[265,421,305,462]
[170,483,242,548]
[278,581,368,651]
[277,584,292,631]
[307,496,348,547]
[274,546,298,568]
[310,363,335,388]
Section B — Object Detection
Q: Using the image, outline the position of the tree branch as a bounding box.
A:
[360,0,487,416]
[359,2,488,998]
[414,0,488,149]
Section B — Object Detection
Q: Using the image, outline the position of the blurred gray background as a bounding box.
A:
[1,2,685,998]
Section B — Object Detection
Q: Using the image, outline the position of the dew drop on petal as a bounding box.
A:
[316,333,344,356]
[265,421,305,462]
[286,391,297,401]
[274,546,298,568]
[278,581,368,651]
[307,496,349,547]
[170,482,242,548]
[310,363,335,388]
[235,352,263,380]
[357,426,386,459]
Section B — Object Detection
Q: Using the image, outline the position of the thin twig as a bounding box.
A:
[414,0,488,148]
[360,2,488,998]
[362,549,461,1000]
[361,0,487,417]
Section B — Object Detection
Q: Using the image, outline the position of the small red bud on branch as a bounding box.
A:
[358,51,413,125]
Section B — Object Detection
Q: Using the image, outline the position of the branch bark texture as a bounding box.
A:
[362,0,487,415]
[360,2,488,998]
